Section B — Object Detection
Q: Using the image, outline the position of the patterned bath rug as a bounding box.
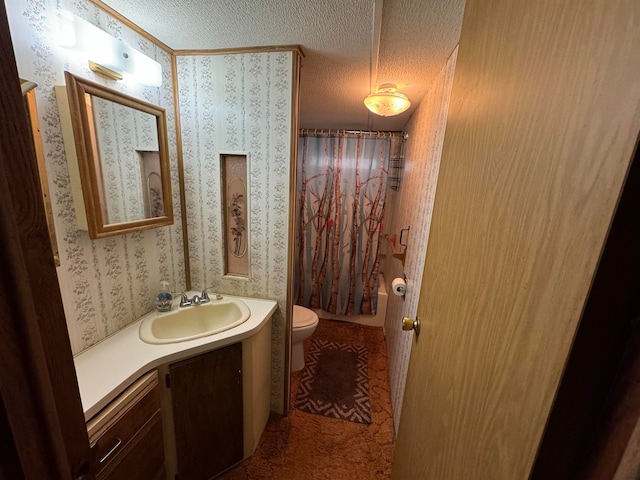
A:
[295,338,371,424]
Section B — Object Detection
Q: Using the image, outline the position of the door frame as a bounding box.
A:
[0,1,92,478]
[531,138,640,478]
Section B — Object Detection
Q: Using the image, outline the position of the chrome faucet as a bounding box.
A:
[179,293,191,307]
[179,288,217,308]
[200,290,210,304]
[200,286,222,302]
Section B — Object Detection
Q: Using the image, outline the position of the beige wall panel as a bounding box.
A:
[176,52,294,413]
[393,0,640,478]
[383,47,458,434]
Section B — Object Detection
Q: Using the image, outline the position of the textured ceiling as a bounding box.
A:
[100,0,465,131]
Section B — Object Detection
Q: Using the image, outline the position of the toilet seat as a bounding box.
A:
[293,305,318,329]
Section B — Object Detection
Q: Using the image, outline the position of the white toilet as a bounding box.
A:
[291,305,319,372]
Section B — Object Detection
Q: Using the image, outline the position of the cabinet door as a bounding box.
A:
[170,343,243,479]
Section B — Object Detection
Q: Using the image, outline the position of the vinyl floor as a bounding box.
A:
[223,319,395,479]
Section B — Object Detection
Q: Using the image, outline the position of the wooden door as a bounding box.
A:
[170,343,243,479]
[391,0,640,478]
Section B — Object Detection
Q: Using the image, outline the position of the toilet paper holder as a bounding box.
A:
[399,226,410,248]
[392,275,408,297]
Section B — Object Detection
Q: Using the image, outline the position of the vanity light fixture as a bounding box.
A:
[364,83,411,117]
[58,12,162,87]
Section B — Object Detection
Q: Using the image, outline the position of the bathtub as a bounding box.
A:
[311,273,388,328]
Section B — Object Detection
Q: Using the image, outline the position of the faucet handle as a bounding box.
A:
[200,290,210,303]
[179,292,191,307]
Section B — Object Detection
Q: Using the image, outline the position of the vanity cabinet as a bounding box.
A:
[75,302,274,480]
[87,371,164,480]
[164,342,244,480]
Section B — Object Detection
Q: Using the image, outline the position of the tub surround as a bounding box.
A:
[74,295,277,421]
[311,273,388,328]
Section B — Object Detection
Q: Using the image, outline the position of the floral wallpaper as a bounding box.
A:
[6,0,186,355]
[383,47,458,433]
[177,52,294,413]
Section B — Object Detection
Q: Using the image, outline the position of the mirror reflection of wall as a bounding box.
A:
[139,152,164,218]
[88,94,160,224]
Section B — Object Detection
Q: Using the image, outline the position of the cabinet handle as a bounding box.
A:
[99,438,122,463]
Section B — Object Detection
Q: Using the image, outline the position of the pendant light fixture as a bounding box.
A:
[364,83,411,117]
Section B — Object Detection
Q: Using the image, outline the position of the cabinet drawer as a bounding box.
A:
[97,411,165,480]
[87,371,161,475]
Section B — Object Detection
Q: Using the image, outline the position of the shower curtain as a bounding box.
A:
[296,132,390,315]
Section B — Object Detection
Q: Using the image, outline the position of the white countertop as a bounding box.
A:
[74,294,278,421]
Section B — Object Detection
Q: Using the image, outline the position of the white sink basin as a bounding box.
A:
[139,298,251,344]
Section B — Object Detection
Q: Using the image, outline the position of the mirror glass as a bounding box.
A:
[63,71,173,239]
[87,95,166,224]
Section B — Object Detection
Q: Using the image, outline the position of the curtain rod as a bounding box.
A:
[299,129,406,138]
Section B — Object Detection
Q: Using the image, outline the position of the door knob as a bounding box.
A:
[402,316,420,335]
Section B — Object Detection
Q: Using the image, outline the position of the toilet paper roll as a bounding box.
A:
[392,277,407,296]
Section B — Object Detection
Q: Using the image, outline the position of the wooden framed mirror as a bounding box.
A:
[59,71,173,239]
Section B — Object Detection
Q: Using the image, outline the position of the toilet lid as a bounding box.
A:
[293,305,318,328]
